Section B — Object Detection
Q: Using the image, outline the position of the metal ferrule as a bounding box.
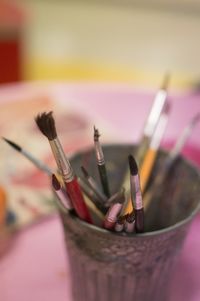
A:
[130,175,143,210]
[94,141,105,165]
[49,139,74,182]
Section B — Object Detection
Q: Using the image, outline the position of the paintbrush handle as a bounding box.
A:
[98,164,110,198]
[135,208,144,233]
[103,203,122,230]
[22,149,52,175]
[65,178,93,224]
[78,178,107,214]
[140,148,157,193]
[135,135,150,167]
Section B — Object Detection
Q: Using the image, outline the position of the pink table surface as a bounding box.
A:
[0,82,200,301]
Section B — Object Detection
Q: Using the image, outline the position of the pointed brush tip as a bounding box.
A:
[2,137,21,151]
[128,154,138,176]
[2,136,8,142]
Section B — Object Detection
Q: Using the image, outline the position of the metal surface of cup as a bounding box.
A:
[60,144,200,301]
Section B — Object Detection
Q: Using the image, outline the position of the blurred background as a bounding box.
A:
[1,0,200,88]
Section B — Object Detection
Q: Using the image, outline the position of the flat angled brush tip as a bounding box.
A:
[52,174,61,191]
[128,154,138,176]
[35,111,57,140]
[2,137,21,152]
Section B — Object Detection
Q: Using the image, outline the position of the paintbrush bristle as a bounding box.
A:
[128,154,138,176]
[94,126,100,141]
[35,111,57,140]
[2,137,21,152]
[52,174,61,191]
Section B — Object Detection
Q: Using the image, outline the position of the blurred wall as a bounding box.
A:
[17,1,200,88]
[0,1,25,83]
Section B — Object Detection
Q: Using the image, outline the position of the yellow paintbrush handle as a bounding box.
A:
[140,148,157,192]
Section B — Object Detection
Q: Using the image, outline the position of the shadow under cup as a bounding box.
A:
[59,144,200,301]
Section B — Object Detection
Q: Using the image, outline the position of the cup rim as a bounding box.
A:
[65,203,200,238]
[66,143,200,238]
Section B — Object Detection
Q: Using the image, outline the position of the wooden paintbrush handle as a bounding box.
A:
[66,178,93,224]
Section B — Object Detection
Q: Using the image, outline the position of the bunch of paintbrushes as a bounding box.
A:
[3,74,200,234]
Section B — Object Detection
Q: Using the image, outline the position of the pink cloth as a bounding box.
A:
[0,83,200,301]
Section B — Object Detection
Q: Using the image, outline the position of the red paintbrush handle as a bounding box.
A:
[65,177,93,224]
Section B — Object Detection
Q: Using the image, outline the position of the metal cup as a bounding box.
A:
[59,144,200,301]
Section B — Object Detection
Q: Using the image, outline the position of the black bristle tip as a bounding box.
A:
[128,154,138,176]
[52,174,61,191]
[35,111,57,140]
[2,137,21,152]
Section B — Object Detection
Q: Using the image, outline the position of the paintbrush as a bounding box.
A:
[144,112,200,212]
[128,154,144,233]
[121,74,170,195]
[2,137,52,175]
[35,111,92,224]
[139,102,170,193]
[94,126,110,197]
[125,103,170,214]
[169,112,200,162]
[137,73,170,165]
